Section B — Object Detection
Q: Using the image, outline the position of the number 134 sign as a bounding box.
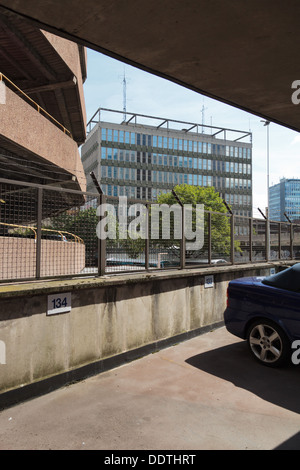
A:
[47,292,71,315]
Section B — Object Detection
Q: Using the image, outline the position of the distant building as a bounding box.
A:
[81,108,253,216]
[269,178,300,222]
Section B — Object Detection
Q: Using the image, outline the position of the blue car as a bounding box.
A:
[224,264,300,367]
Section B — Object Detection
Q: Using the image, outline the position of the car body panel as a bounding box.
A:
[224,271,300,345]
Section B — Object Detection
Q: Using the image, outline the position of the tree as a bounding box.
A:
[156,184,238,258]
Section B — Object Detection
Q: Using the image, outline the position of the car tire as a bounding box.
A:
[246,319,290,367]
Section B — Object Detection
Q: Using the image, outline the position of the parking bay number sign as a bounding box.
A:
[47,292,71,315]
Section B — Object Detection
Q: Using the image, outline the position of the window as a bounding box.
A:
[101,128,106,140]
[107,148,112,160]
[107,129,112,141]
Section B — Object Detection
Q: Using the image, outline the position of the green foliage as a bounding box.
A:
[157,184,238,257]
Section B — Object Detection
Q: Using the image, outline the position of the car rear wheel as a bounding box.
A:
[247,319,290,367]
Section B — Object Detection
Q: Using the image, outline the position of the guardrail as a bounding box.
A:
[0,72,72,138]
[0,222,84,244]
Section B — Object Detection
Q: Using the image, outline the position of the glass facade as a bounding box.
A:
[82,112,253,216]
[269,178,300,222]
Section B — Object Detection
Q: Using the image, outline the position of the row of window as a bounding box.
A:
[100,165,251,192]
[100,148,251,174]
[101,127,252,159]
[99,183,252,213]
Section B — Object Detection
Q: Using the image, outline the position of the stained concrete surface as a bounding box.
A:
[0,326,299,450]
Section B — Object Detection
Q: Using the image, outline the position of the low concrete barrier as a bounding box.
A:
[0,261,293,408]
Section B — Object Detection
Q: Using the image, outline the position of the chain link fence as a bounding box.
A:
[1,177,299,282]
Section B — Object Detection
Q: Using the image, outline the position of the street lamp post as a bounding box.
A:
[261,119,270,260]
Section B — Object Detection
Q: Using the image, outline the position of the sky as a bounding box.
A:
[83,48,300,217]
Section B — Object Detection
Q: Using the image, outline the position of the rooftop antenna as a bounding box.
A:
[123,68,127,121]
[201,100,207,133]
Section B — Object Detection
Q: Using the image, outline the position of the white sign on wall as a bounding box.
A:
[204,275,214,288]
[47,292,71,315]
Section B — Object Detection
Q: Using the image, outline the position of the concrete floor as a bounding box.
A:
[0,326,299,450]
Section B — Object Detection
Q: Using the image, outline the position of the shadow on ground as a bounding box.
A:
[186,340,300,416]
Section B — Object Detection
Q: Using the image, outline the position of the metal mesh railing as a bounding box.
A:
[1,177,300,282]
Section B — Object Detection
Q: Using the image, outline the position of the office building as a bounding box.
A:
[269,178,300,222]
[81,108,252,216]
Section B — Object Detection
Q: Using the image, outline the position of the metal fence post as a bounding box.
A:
[230,214,235,264]
[172,189,185,269]
[145,202,150,270]
[181,204,186,269]
[249,217,253,262]
[265,218,269,262]
[208,211,212,264]
[290,223,294,260]
[36,186,43,279]
[278,222,281,260]
[98,193,106,276]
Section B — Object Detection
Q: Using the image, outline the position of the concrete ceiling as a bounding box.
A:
[0,0,300,133]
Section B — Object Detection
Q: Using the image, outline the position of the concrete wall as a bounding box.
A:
[0,262,291,407]
[0,237,85,280]
[0,86,86,191]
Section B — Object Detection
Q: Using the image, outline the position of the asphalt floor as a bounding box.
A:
[0,326,300,451]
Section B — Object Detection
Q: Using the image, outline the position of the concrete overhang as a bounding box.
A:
[0,1,299,132]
